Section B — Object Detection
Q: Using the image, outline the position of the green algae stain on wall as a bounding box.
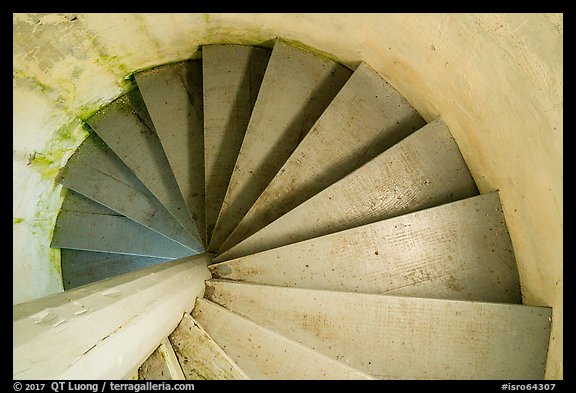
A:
[25,118,90,288]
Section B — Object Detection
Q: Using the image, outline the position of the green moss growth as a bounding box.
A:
[279,37,347,67]
[13,217,24,224]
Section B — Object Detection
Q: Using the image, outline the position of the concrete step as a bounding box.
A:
[204,280,551,379]
[209,39,353,253]
[210,192,521,303]
[202,44,271,247]
[191,298,373,380]
[121,87,157,133]
[52,190,194,259]
[56,133,202,251]
[135,61,206,245]
[214,118,478,262]
[87,93,201,243]
[138,338,186,380]
[222,62,426,251]
[61,249,168,290]
[168,312,249,380]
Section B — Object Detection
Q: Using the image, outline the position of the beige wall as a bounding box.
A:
[12,13,562,378]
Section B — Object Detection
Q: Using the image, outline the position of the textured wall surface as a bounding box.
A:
[12,13,562,378]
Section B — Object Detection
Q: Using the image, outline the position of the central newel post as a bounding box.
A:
[13,253,212,380]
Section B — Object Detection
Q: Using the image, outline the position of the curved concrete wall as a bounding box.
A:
[12,13,562,378]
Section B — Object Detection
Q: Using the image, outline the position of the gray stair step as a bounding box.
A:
[191,298,374,380]
[52,190,193,259]
[210,192,521,303]
[56,133,202,252]
[120,88,157,133]
[87,93,201,243]
[168,313,249,380]
[222,62,426,250]
[134,61,206,246]
[61,249,168,290]
[214,118,478,262]
[209,39,353,253]
[204,280,552,380]
[202,44,271,247]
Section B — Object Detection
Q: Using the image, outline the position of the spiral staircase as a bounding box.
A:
[18,39,552,380]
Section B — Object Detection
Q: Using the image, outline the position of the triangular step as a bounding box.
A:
[214,118,478,262]
[134,61,206,245]
[204,280,551,379]
[51,190,193,259]
[56,132,202,251]
[202,44,271,246]
[168,312,249,380]
[86,90,201,242]
[191,298,374,380]
[210,192,520,303]
[208,39,353,253]
[138,338,185,380]
[61,249,169,290]
[221,61,426,251]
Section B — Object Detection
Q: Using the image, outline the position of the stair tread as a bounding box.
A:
[61,249,169,290]
[87,93,201,242]
[191,298,374,380]
[209,39,353,253]
[203,44,271,248]
[56,132,202,251]
[204,280,551,380]
[222,62,426,251]
[135,61,206,245]
[210,192,521,303]
[138,338,185,380]
[168,312,249,380]
[214,118,478,262]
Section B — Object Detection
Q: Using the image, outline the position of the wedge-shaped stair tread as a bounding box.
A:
[192,298,373,380]
[209,39,353,252]
[52,189,195,259]
[135,61,206,245]
[211,192,520,303]
[223,62,427,251]
[168,312,249,380]
[203,45,271,245]
[56,132,202,251]
[215,118,478,261]
[205,280,551,380]
[61,249,169,290]
[87,93,201,242]
[138,338,185,380]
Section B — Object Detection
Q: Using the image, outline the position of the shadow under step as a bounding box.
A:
[202,44,271,246]
[51,190,195,259]
[192,298,374,380]
[208,39,353,253]
[204,280,551,380]
[135,60,206,246]
[61,249,169,290]
[220,61,426,252]
[214,117,478,262]
[56,132,202,252]
[210,192,520,303]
